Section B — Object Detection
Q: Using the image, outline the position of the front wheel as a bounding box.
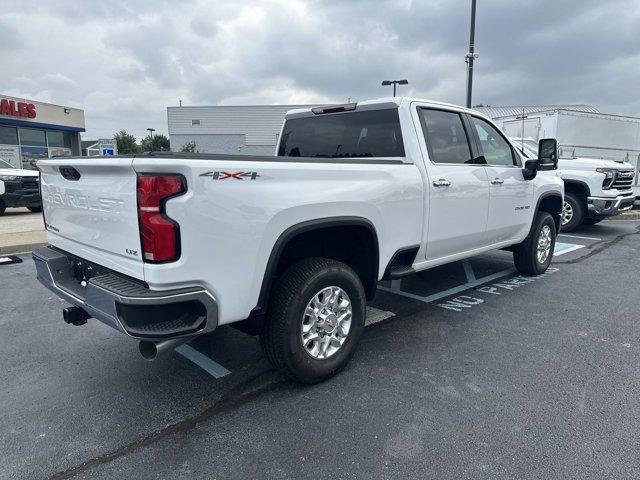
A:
[561,192,584,232]
[260,258,366,384]
[27,205,42,213]
[513,212,556,275]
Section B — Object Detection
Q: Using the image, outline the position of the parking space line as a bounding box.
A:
[558,234,601,241]
[174,344,231,379]
[554,242,585,256]
[462,260,476,282]
[365,306,395,326]
[378,268,515,305]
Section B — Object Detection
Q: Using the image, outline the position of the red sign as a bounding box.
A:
[0,99,37,119]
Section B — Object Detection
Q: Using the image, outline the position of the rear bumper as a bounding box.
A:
[33,245,218,341]
[587,193,635,216]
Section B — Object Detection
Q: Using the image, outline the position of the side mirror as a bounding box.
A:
[522,159,538,180]
[537,138,558,171]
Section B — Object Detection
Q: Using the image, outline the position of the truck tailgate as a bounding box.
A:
[38,157,144,279]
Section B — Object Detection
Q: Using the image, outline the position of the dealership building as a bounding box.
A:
[0,94,85,169]
[167,103,599,156]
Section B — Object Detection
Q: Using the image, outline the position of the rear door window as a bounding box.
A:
[278,109,405,158]
[418,109,474,164]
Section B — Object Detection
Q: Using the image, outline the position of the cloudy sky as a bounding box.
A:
[2,0,639,139]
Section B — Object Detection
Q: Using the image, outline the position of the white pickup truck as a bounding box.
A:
[0,158,42,215]
[33,98,563,383]
[512,138,635,231]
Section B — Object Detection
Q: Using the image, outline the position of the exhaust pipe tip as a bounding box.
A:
[139,341,158,361]
[138,337,192,361]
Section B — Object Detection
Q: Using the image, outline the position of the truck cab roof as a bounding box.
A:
[285,97,489,120]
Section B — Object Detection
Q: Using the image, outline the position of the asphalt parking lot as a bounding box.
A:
[2,220,639,480]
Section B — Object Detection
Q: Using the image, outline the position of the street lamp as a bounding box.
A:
[381,79,408,97]
[147,128,155,152]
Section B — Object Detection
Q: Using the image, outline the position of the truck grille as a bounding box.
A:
[612,171,634,191]
[20,177,39,190]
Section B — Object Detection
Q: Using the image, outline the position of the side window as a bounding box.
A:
[419,109,473,165]
[471,117,516,166]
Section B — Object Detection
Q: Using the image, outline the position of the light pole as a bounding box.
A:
[381,79,408,97]
[147,128,155,152]
[465,0,478,108]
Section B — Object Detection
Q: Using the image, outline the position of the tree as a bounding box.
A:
[114,130,140,154]
[140,133,171,152]
[180,140,198,153]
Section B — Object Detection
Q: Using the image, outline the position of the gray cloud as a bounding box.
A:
[1,0,638,139]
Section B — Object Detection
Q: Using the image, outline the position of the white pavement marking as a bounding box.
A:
[554,242,585,256]
[378,268,515,305]
[558,234,601,241]
[175,344,231,379]
[462,259,476,282]
[365,306,395,326]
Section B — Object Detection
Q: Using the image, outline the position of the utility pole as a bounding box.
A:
[465,0,478,108]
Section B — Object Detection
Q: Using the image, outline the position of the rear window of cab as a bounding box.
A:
[278,109,405,158]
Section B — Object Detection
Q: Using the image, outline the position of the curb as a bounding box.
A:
[0,242,45,256]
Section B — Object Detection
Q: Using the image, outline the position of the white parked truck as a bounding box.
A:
[511,138,635,231]
[33,98,563,383]
[0,158,42,215]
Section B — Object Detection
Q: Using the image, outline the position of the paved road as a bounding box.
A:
[1,221,639,479]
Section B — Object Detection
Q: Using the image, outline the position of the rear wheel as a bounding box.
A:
[561,192,584,232]
[513,211,556,275]
[0,197,5,216]
[260,258,366,384]
[27,206,42,213]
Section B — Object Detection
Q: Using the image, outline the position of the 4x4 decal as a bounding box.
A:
[200,171,260,180]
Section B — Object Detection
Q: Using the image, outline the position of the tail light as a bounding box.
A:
[136,174,186,263]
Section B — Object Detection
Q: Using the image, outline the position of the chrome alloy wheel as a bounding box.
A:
[561,200,573,226]
[301,286,352,360]
[537,225,553,264]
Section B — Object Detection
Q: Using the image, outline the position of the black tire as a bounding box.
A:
[0,197,5,216]
[27,206,42,213]
[260,257,366,384]
[561,192,585,232]
[583,217,604,226]
[513,211,556,275]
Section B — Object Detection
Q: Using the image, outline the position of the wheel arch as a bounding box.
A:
[536,192,563,233]
[235,216,379,335]
[563,179,591,200]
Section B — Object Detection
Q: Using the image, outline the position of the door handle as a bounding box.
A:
[490,178,504,185]
[432,179,451,187]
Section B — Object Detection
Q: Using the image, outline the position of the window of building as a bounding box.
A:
[419,109,473,164]
[47,130,73,148]
[470,117,516,166]
[0,126,18,145]
[192,119,201,125]
[18,128,47,147]
[278,109,405,158]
